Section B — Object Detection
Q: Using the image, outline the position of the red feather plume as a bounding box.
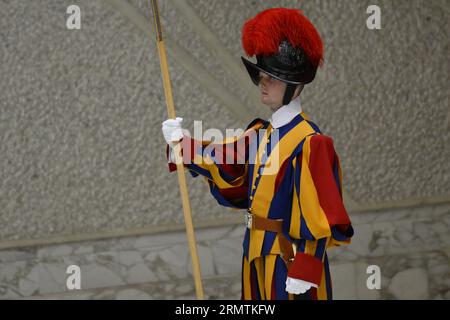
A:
[242,8,324,67]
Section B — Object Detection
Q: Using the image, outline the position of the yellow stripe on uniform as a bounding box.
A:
[289,157,301,239]
[264,255,277,299]
[253,257,266,299]
[249,119,316,263]
[192,153,247,190]
[248,125,273,264]
[189,121,265,190]
[242,256,251,300]
[304,239,318,256]
[317,264,328,300]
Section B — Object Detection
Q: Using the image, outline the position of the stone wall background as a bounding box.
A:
[1,203,449,300]
[0,0,448,299]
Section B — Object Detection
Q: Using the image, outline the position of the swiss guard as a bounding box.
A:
[161,7,354,300]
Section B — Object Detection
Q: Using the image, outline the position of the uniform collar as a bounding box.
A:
[268,95,302,129]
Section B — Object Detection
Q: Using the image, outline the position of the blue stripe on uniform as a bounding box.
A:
[314,238,327,260]
[186,163,213,180]
[332,157,341,195]
[274,256,289,300]
[324,253,333,300]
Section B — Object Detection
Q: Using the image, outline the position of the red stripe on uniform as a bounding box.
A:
[271,270,276,300]
[310,287,318,300]
[308,135,351,226]
[217,185,248,205]
[274,158,289,194]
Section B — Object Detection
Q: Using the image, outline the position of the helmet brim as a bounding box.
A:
[241,56,303,86]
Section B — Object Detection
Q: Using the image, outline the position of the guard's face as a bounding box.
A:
[257,71,286,110]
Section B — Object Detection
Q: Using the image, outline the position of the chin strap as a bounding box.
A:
[282,84,298,106]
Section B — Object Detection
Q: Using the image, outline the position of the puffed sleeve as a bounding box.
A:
[165,119,265,210]
[286,134,354,286]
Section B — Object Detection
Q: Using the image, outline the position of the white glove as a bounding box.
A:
[162,117,184,147]
[285,277,317,295]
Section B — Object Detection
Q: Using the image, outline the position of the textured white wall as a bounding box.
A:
[0,0,448,244]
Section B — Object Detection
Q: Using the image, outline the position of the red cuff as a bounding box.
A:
[287,252,324,286]
[168,162,177,172]
[166,144,177,172]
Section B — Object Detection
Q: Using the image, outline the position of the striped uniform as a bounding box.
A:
[167,111,354,300]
